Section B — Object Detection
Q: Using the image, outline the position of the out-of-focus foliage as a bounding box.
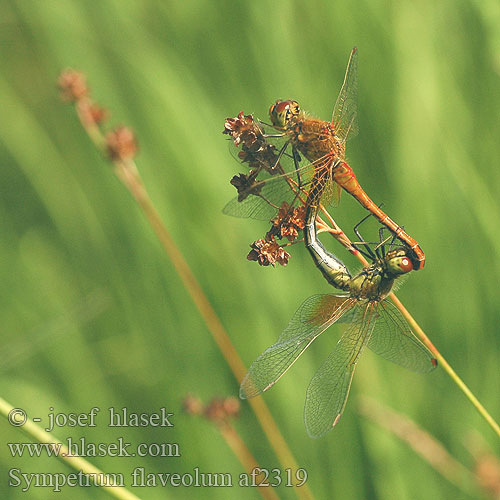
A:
[1,1,499,498]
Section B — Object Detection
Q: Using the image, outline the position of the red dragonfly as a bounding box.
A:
[224,48,425,270]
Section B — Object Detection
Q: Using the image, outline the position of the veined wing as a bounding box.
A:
[223,170,311,220]
[240,295,356,399]
[313,159,343,209]
[332,47,358,143]
[223,153,333,220]
[304,302,377,438]
[367,300,437,373]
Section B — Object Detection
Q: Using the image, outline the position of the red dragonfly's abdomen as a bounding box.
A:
[333,162,426,269]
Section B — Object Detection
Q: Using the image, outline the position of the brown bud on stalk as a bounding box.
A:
[270,202,306,242]
[247,238,290,267]
[204,397,240,423]
[182,395,240,423]
[77,100,108,126]
[58,69,88,101]
[106,126,138,161]
[223,112,279,174]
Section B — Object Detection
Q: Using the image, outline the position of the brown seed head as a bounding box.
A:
[272,203,306,242]
[222,397,240,418]
[204,397,240,423]
[106,126,138,161]
[58,69,88,101]
[223,112,264,150]
[204,398,227,422]
[77,100,108,126]
[230,171,262,201]
[247,238,290,267]
[182,395,204,416]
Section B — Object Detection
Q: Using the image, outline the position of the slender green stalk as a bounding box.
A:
[217,421,281,500]
[389,294,500,438]
[0,398,141,500]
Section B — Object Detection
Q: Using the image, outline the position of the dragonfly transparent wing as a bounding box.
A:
[223,173,310,221]
[304,303,377,438]
[367,300,437,372]
[223,151,334,220]
[332,47,359,143]
[240,295,356,399]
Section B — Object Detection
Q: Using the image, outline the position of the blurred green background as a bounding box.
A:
[1,0,500,498]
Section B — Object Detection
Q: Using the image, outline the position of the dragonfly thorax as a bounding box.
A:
[348,268,393,301]
[291,119,345,163]
[348,248,413,301]
[269,99,345,163]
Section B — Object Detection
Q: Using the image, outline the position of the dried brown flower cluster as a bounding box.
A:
[78,99,108,126]
[58,69,137,162]
[183,395,240,423]
[229,171,261,202]
[247,238,290,267]
[223,112,279,174]
[106,127,138,162]
[270,202,306,242]
[224,112,307,266]
[58,69,88,101]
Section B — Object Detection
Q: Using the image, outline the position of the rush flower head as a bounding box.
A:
[58,69,88,101]
[229,171,261,201]
[224,112,280,174]
[271,202,306,242]
[106,126,138,161]
[237,142,279,173]
[204,397,240,422]
[77,100,108,126]
[182,395,204,416]
[223,112,264,150]
[247,238,290,267]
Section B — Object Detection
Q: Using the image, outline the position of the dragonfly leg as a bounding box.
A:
[271,139,292,173]
[292,146,303,190]
[351,241,377,260]
[353,213,377,260]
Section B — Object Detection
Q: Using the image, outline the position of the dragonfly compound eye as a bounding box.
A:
[387,255,414,275]
[269,100,300,129]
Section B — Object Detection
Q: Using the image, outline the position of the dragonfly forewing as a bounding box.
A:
[304,302,377,438]
[223,173,310,221]
[367,300,437,372]
[332,47,359,142]
[240,295,356,399]
[224,150,342,221]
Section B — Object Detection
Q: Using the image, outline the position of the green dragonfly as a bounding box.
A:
[240,225,436,438]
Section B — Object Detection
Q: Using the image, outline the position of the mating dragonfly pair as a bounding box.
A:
[223,48,436,438]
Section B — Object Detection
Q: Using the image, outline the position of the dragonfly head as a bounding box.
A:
[384,248,414,276]
[269,100,300,129]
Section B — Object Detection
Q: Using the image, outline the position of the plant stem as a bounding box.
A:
[218,421,281,500]
[0,397,141,500]
[388,294,500,438]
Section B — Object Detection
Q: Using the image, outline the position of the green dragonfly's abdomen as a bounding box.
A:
[304,172,351,291]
